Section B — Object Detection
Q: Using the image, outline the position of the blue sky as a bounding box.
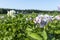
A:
[0,0,60,10]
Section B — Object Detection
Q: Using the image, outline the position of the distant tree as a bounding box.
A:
[0,8,3,14]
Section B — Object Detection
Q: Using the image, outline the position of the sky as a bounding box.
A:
[0,0,60,10]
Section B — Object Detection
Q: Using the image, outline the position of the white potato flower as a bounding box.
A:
[44,14,49,18]
[7,10,16,17]
[38,14,44,18]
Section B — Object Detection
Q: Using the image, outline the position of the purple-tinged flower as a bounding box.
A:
[55,15,60,20]
[40,20,47,28]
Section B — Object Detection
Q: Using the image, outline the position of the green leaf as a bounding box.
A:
[27,32,42,40]
[42,31,47,40]
[25,38,30,40]
[26,27,32,31]
[54,30,60,34]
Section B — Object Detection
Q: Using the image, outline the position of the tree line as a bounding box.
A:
[0,8,60,14]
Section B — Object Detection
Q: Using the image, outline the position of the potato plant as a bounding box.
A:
[0,13,60,40]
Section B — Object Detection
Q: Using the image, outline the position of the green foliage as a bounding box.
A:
[0,13,60,40]
[45,20,60,40]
